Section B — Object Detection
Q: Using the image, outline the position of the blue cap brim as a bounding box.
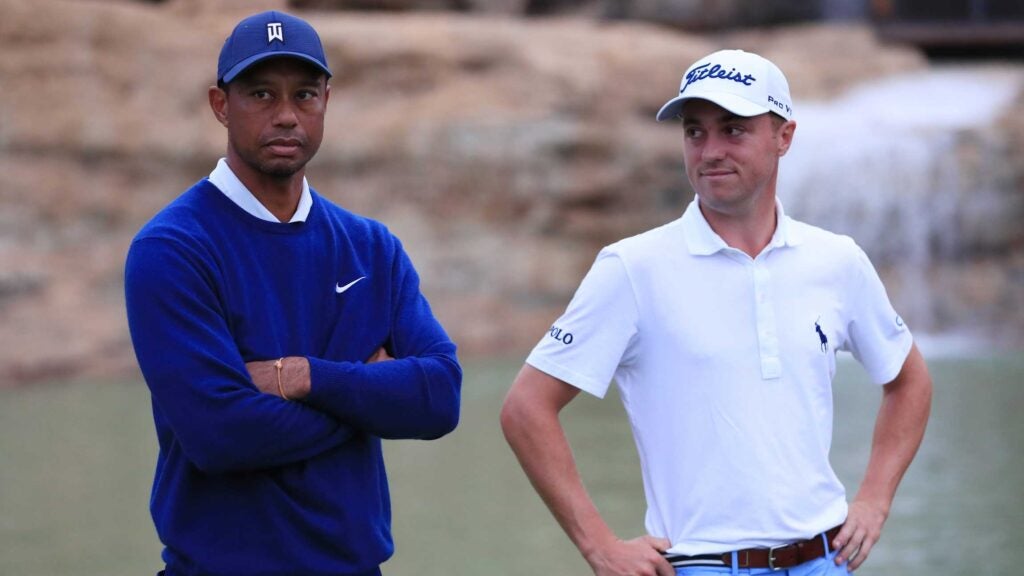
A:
[220,52,333,84]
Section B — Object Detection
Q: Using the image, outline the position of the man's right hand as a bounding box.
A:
[585,535,675,576]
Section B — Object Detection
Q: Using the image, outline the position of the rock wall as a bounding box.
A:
[0,0,1017,385]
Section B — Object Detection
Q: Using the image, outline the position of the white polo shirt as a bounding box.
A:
[526,198,912,555]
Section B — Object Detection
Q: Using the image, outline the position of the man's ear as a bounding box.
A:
[777,120,796,157]
[209,85,229,127]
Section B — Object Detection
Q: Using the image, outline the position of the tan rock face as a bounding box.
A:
[2,0,1019,385]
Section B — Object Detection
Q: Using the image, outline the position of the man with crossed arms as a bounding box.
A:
[126,11,460,575]
[501,49,932,576]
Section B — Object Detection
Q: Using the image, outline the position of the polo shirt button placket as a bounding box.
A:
[753,261,781,379]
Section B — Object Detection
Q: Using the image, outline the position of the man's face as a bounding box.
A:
[215,58,329,179]
[680,99,795,218]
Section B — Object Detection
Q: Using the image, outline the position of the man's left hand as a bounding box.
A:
[832,499,887,571]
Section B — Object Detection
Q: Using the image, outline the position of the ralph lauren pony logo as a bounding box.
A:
[681,62,756,94]
[814,318,828,353]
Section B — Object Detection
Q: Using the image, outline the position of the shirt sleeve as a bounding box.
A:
[304,237,461,440]
[125,237,355,475]
[526,248,640,399]
[843,246,914,385]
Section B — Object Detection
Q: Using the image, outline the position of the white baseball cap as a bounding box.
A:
[656,49,793,122]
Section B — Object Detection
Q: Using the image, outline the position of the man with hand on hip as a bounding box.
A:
[125,11,460,576]
[501,49,931,576]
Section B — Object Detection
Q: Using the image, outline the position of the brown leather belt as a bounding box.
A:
[663,525,842,571]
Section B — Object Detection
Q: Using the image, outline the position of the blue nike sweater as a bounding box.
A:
[125,179,461,576]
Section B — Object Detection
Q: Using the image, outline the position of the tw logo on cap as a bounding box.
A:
[267,22,284,43]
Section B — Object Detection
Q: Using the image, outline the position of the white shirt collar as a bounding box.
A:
[681,196,802,256]
[208,158,312,223]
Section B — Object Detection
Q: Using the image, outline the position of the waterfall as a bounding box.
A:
[778,67,1023,346]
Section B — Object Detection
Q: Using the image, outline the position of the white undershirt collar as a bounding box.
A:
[208,158,312,223]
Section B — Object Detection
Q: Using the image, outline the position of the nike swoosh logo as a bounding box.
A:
[335,276,366,294]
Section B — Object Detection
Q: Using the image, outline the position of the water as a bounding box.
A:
[778,67,1024,334]
[1,354,1021,575]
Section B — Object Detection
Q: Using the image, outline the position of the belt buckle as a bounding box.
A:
[767,544,784,571]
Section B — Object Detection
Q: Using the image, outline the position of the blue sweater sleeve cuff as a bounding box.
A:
[304,353,460,440]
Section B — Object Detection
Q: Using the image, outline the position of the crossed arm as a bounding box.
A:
[245,344,462,440]
[246,346,392,401]
[126,237,460,474]
[500,364,675,576]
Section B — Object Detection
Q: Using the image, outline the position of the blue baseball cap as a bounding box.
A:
[217,11,332,84]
